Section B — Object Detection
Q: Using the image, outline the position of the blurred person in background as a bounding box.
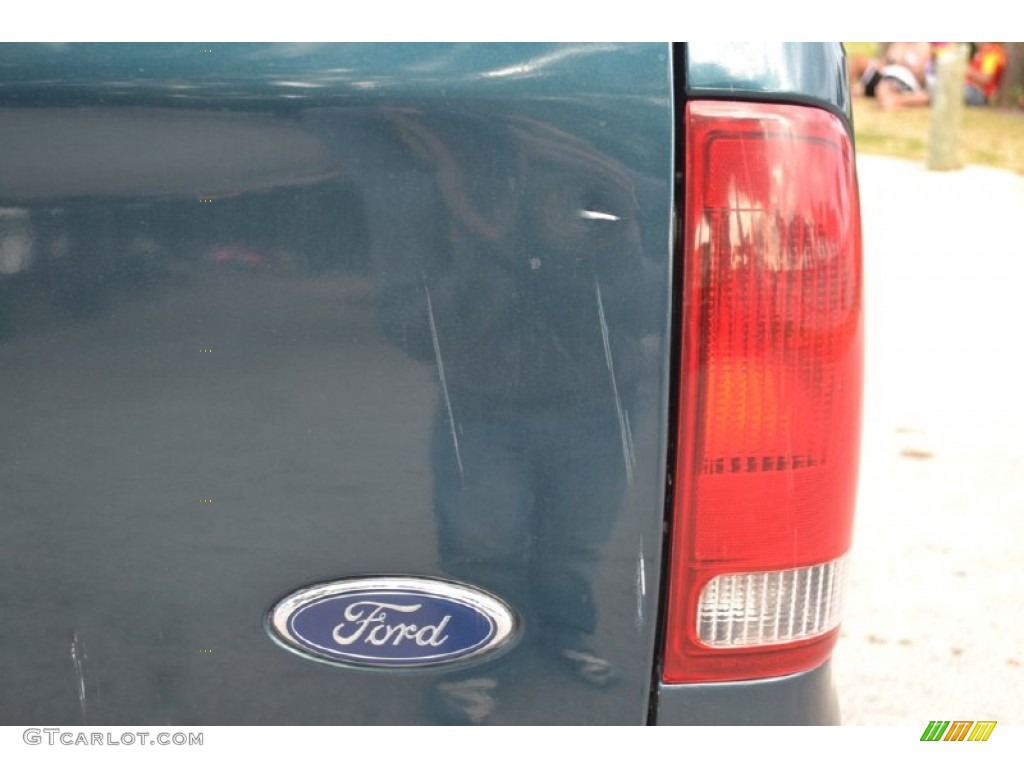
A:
[964,43,1007,105]
[852,42,1009,110]
[851,42,932,108]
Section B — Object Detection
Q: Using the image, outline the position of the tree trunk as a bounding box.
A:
[995,42,1023,108]
[928,45,969,171]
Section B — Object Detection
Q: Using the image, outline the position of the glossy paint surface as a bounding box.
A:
[0,44,673,724]
[686,42,852,128]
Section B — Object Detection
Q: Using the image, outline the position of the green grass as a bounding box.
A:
[852,96,1024,173]
[844,42,881,60]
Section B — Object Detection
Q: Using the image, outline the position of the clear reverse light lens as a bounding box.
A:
[697,557,847,648]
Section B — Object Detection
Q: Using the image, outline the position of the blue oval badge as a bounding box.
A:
[267,577,519,668]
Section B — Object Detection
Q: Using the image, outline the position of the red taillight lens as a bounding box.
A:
[662,101,863,683]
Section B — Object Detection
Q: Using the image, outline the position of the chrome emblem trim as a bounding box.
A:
[266,576,519,669]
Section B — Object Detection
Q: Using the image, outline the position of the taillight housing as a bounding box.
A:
[662,101,863,683]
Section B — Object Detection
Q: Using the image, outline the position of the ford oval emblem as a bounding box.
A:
[267,577,519,669]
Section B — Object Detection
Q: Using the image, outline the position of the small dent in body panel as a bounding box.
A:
[578,209,621,222]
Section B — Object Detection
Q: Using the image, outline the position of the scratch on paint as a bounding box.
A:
[636,538,647,629]
[424,277,464,479]
[595,277,634,486]
[623,408,636,471]
[70,631,87,724]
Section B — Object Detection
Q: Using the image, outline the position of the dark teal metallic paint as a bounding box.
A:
[0,43,673,725]
[685,42,852,129]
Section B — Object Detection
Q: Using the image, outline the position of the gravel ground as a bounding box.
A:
[832,155,1024,725]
